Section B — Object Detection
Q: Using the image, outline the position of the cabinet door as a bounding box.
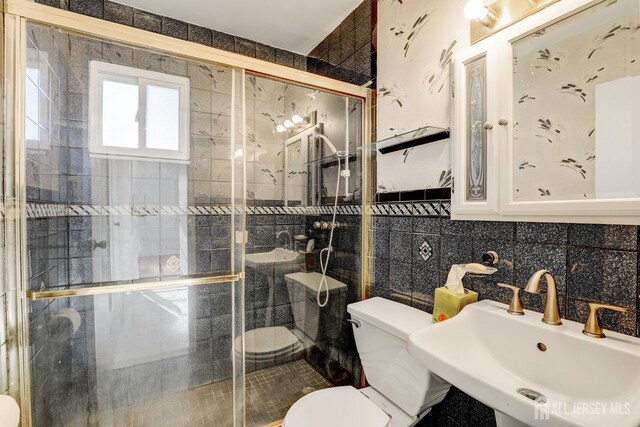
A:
[452,39,502,218]
[497,0,640,224]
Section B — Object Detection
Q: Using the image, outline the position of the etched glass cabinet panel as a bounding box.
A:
[466,56,487,201]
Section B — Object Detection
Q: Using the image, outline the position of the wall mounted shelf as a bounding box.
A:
[361,126,451,154]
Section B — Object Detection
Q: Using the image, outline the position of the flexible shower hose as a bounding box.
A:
[316,155,342,308]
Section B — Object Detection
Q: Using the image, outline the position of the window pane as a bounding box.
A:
[146,85,180,151]
[102,80,139,148]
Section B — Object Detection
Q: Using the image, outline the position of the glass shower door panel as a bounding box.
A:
[23,23,246,427]
[30,285,238,426]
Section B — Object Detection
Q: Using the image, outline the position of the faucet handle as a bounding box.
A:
[496,283,524,315]
[582,302,629,338]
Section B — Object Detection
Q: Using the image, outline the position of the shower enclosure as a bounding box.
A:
[0,1,373,426]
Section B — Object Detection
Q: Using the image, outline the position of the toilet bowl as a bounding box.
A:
[0,395,20,427]
[283,297,450,427]
[240,272,348,369]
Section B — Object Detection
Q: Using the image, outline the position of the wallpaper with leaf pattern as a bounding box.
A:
[245,75,360,202]
[513,0,640,200]
[377,0,469,192]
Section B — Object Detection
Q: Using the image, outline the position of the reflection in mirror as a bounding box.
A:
[513,0,640,201]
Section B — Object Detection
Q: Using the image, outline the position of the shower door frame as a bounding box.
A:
[2,0,374,425]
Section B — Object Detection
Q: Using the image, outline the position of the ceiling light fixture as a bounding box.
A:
[284,120,294,128]
[276,124,287,133]
[464,0,498,28]
[292,114,304,124]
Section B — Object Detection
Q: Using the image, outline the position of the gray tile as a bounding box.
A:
[213,31,235,52]
[340,13,356,35]
[371,257,389,287]
[188,24,212,46]
[235,37,256,57]
[372,215,389,231]
[354,0,372,25]
[413,217,440,234]
[255,43,276,62]
[568,224,638,250]
[355,20,371,50]
[340,30,356,62]
[440,235,473,269]
[516,222,568,245]
[441,218,474,236]
[389,231,411,262]
[133,10,161,33]
[389,261,412,295]
[275,49,294,67]
[389,216,411,232]
[473,221,515,241]
[162,17,188,40]
[514,243,567,293]
[370,228,389,259]
[411,266,440,305]
[292,53,307,71]
[104,1,133,26]
[69,0,103,18]
[567,247,637,307]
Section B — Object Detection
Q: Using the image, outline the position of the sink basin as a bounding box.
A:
[245,248,300,268]
[408,299,640,427]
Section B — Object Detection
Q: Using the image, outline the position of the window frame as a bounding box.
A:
[89,60,191,163]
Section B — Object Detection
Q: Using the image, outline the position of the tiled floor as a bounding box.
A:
[73,359,330,427]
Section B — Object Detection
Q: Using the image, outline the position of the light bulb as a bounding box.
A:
[284,120,294,128]
[464,0,497,28]
[276,124,287,133]
[292,114,303,124]
[464,0,488,21]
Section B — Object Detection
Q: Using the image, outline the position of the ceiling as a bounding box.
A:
[116,0,363,55]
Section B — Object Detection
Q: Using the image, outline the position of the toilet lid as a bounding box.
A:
[283,386,390,427]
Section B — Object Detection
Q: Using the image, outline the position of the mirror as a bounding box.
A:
[512,0,640,201]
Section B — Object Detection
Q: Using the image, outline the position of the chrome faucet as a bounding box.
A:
[524,269,562,325]
[276,230,292,250]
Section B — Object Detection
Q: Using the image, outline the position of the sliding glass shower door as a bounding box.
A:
[19,22,246,426]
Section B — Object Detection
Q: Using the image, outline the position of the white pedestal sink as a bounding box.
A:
[245,248,300,269]
[245,248,301,330]
[408,300,640,427]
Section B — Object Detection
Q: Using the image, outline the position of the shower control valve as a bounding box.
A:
[313,221,341,230]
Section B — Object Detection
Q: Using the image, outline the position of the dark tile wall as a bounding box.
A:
[34,0,376,87]
[307,0,376,87]
[306,213,362,385]
[369,202,640,427]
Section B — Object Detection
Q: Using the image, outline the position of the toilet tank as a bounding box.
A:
[347,297,450,416]
[285,272,347,342]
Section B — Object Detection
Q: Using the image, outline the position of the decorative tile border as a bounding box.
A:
[25,200,452,219]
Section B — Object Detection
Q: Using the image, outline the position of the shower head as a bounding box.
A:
[315,132,345,158]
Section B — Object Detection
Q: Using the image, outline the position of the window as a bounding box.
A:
[89,61,190,162]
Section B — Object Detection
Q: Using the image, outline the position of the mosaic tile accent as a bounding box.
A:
[412,201,440,217]
[418,240,433,261]
[26,203,368,218]
[28,201,454,219]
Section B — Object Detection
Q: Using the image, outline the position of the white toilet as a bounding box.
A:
[283,297,450,427]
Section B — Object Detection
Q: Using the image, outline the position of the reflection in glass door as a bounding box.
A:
[21,23,245,426]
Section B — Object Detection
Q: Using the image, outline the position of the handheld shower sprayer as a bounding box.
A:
[314,132,346,158]
[313,131,344,308]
